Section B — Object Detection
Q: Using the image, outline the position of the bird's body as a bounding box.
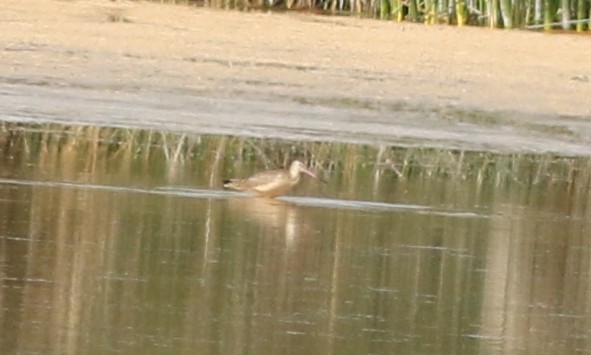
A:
[223,160,319,198]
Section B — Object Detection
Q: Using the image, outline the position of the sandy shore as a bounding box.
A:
[1,0,590,153]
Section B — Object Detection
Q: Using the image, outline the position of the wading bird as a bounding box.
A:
[223,160,323,198]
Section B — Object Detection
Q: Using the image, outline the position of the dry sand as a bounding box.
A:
[1,0,590,153]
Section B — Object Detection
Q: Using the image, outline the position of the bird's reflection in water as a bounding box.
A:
[226,197,300,248]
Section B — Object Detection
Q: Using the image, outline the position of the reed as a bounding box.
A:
[149,0,590,31]
[1,122,588,193]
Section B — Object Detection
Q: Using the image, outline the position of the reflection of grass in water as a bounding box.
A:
[3,122,587,355]
[1,122,589,190]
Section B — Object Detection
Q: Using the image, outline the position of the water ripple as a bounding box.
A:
[0,178,487,218]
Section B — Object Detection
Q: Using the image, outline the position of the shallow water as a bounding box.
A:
[0,123,590,354]
[3,79,591,156]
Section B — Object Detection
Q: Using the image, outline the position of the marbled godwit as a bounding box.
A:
[223,160,322,198]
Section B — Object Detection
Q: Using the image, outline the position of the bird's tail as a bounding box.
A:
[223,179,242,190]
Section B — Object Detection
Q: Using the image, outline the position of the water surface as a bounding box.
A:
[0,123,590,354]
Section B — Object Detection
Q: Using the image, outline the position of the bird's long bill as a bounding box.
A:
[302,167,328,184]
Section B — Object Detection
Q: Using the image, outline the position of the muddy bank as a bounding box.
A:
[1,0,590,154]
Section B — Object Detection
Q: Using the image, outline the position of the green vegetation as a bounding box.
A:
[150,0,589,31]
